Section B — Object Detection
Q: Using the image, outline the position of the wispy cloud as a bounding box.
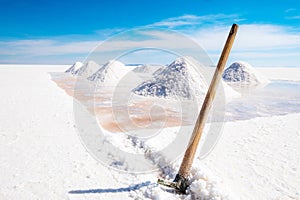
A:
[192,24,300,51]
[148,14,244,28]
[286,15,300,19]
[0,39,100,64]
[0,39,99,56]
[0,30,205,64]
[284,8,300,20]
[285,8,296,13]
[1,14,300,66]
[190,24,300,66]
[94,28,127,37]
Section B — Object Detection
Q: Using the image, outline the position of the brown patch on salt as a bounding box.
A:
[51,72,192,133]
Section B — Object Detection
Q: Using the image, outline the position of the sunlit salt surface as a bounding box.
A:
[225,80,300,121]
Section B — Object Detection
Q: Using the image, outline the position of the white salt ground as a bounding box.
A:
[257,67,300,81]
[0,65,299,200]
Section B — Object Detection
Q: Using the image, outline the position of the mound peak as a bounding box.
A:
[88,60,131,86]
[74,60,101,77]
[65,62,83,74]
[133,56,208,101]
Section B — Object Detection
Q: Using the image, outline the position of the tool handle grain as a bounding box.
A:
[178,24,239,178]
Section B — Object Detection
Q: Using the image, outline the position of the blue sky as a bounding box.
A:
[0,0,300,66]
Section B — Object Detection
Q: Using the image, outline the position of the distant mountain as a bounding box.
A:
[65,62,83,74]
[132,56,208,101]
[74,60,101,77]
[88,60,131,86]
[222,61,269,88]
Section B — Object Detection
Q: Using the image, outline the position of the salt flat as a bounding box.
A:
[257,67,300,81]
[0,65,299,199]
[0,66,127,199]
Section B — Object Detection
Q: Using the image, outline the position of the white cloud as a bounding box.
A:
[286,15,300,19]
[148,14,244,28]
[0,40,99,56]
[189,24,300,66]
[191,24,300,52]
[1,14,300,66]
[285,8,296,13]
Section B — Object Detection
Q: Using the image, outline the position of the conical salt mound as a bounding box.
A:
[65,62,83,74]
[88,60,131,86]
[74,60,101,77]
[133,64,163,74]
[222,61,269,88]
[133,56,208,101]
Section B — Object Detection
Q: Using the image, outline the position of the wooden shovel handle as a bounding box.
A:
[178,24,239,178]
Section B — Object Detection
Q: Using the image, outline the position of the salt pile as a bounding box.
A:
[152,66,167,76]
[132,56,208,101]
[134,163,230,200]
[65,61,83,74]
[222,81,241,102]
[185,160,230,200]
[74,60,102,77]
[87,60,131,86]
[133,64,164,74]
[222,61,269,89]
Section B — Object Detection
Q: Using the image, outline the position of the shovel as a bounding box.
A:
[157,23,239,193]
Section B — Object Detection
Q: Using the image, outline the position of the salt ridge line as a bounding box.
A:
[74,60,102,77]
[65,62,83,74]
[87,60,132,86]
